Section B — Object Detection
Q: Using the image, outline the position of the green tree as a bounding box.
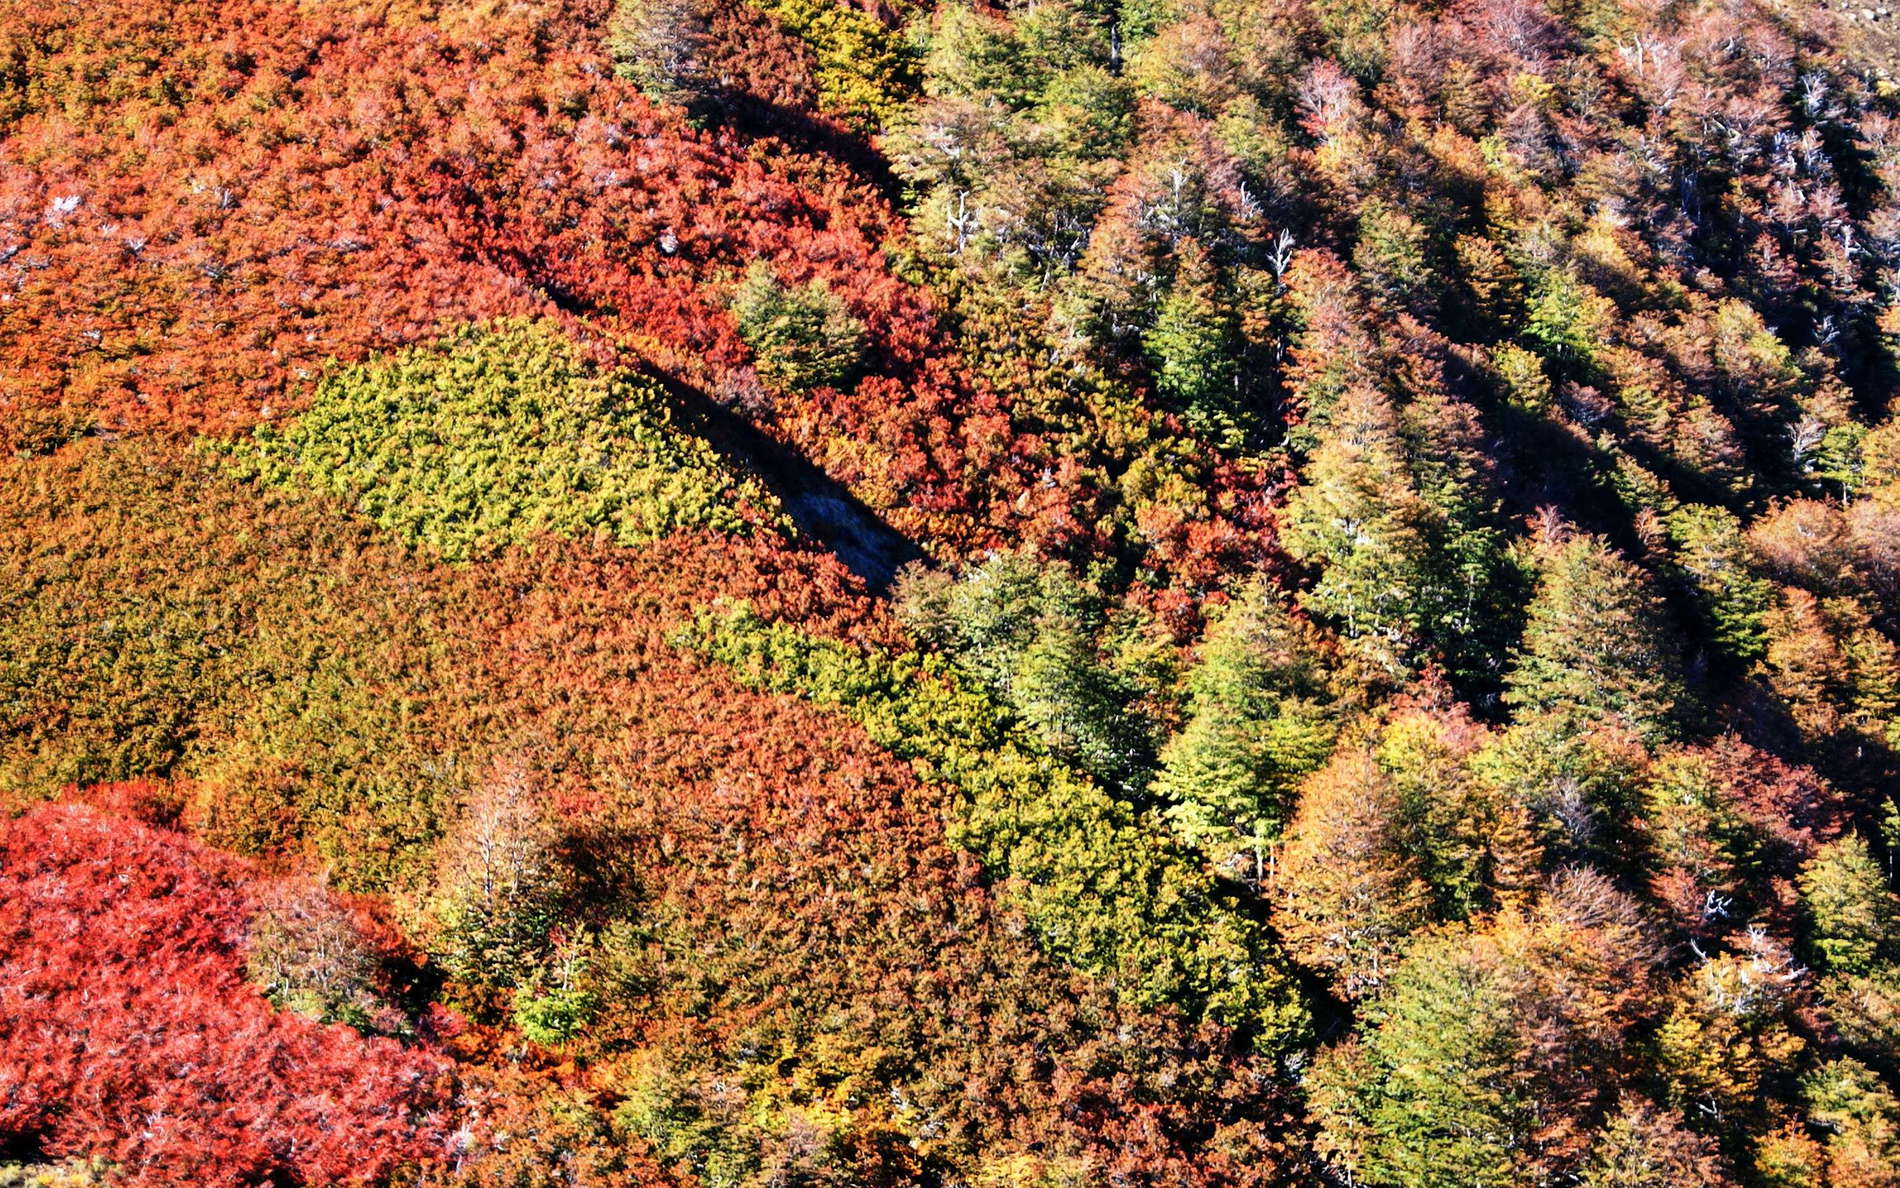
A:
[922,4,1049,109]
[1283,380,1515,686]
[1799,834,1900,977]
[730,264,868,393]
[1374,704,1541,919]
[751,0,919,130]
[1397,388,1519,686]
[1455,234,1527,331]
[1310,0,1399,76]
[1473,710,1648,861]
[1353,199,1439,314]
[1308,930,1535,1188]
[608,0,709,102]
[511,944,599,1047]
[1010,618,1152,789]
[1143,238,1241,444]
[1037,64,1134,162]
[896,550,1077,692]
[1311,874,1661,1187]
[613,1050,763,1188]
[1152,579,1337,877]
[1504,531,1685,741]
[1127,16,1243,115]
[1281,385,1437,675]
[1801,1057,1900,1187]
[1639,749,1762,935]
[1654,945,1806,1125]
[897,552,1152,789]
[1524,265,1615,373]
[1664,505,1774,661]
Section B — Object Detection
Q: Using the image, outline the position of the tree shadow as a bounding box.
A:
[649,368,926,592]
[690,85,906,206]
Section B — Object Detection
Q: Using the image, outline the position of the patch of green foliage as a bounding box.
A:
[226,320,777,561]
[729,264,868,394]
[752,0,919,131]
[513,975,600,1047]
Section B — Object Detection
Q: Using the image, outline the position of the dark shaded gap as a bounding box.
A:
[647,368,927,592]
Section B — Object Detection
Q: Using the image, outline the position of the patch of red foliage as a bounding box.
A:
[0,802,456,1186]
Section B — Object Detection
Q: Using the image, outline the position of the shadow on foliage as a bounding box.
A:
[690,85,905,205]
[653,369,926,593]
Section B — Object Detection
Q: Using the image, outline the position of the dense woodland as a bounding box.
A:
[4,0,1900,1183]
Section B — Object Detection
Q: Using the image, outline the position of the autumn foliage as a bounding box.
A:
[0,802,454,1185]
[9,0,1900,1182]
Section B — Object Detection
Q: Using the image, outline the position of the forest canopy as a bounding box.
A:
[4,0,1900,1184]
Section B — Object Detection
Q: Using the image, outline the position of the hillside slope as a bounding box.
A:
[5,0,1900,1185]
